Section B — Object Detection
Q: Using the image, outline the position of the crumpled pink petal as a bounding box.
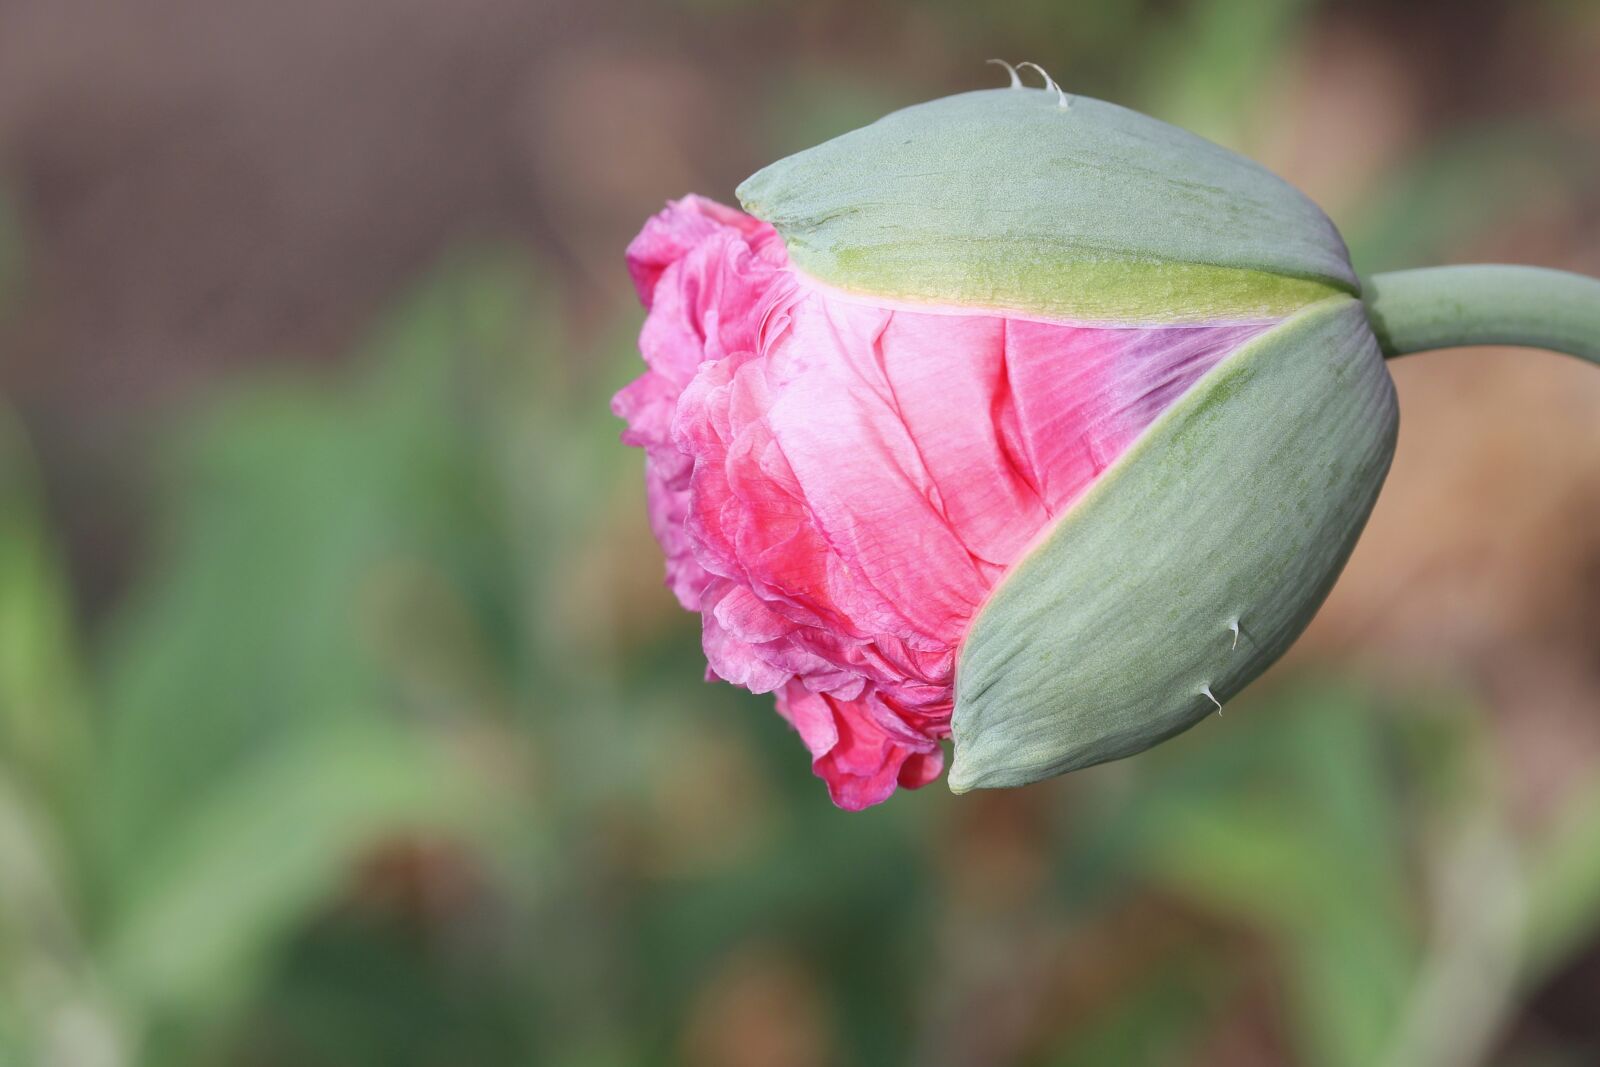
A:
[617,195,1271,810]
[612,197,790,609]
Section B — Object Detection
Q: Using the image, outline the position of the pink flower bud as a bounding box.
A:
[619,195,1301,810]
[617,83,1403,810]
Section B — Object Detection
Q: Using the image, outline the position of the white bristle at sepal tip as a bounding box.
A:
[1016,61,1072,109]
[986,58,1023,89]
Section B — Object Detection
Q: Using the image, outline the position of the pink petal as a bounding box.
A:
[626,194,773,308]
[1002,319,1269,512]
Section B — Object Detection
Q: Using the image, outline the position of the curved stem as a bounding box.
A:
[1361,265,1600,364]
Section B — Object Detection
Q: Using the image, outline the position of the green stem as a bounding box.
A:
[1360,265,1600,364]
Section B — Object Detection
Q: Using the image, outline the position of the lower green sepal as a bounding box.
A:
[948,297,1398,791]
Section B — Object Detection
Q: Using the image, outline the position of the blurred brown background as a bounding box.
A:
[0,1,1597,1065]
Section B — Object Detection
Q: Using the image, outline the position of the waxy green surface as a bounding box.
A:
[949,297,1398,790]
[739,88,1357,324]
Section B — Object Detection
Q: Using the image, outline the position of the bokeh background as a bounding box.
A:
[1,0,1599,1064]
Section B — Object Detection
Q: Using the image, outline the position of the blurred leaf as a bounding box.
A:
[0,768,78,982]
[87,257,540,1052]
[1342,123,1589,272]
[0,765,126,1067]
[94,258,524,880]
[104,715,490,1018]
[1091,681,1420,1067]
[1043,952,1219,1067]
[1138,0,1314,148]
[1523,778,1600,985]
[0,409,93,822]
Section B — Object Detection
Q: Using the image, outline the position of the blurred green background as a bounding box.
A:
[1,1,1600,1064]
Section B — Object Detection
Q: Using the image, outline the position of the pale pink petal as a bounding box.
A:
[758,297,996,645]
[700,583,792,694]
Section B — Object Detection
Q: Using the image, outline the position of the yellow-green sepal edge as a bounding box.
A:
[948,297,1398,791]
[738,89,1357,324]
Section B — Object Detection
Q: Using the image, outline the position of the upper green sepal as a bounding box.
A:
[738,88,1357,324]
[947,296,1398,791]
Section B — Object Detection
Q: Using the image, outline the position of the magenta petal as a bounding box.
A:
[643,460,707,611]
[777,683,944,811]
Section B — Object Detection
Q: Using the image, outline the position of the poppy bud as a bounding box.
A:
[616,77,1400,808]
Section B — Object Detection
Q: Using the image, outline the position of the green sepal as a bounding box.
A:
[949,297,1397,790]
[739,89,1356,324]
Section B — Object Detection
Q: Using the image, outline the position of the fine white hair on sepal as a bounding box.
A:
[1017,61,1073,109]
[1201,685,1222,714]
[986,58,1023,89]
[1227,616,1240,650]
